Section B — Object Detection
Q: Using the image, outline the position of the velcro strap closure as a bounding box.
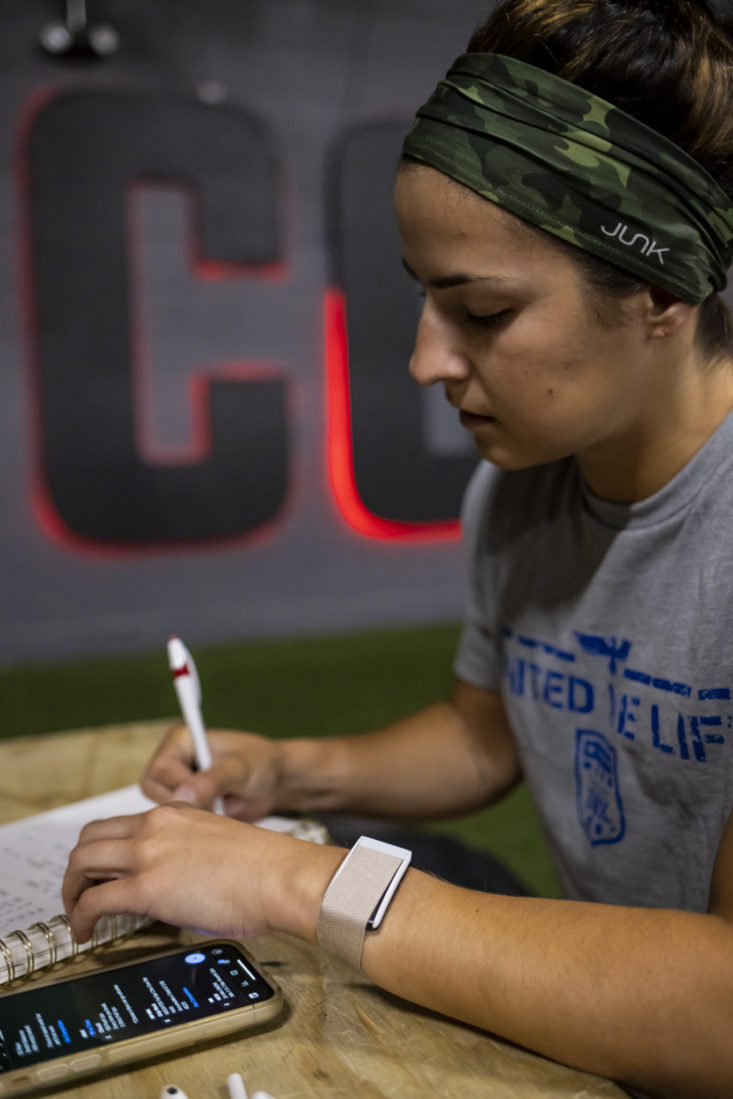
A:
[317,841,407,967]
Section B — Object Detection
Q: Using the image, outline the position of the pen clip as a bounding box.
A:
[168,636,201,707]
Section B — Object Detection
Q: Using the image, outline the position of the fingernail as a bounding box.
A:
[173,784,197,804]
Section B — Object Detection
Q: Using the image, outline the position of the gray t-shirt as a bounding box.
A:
[455,412,733,911]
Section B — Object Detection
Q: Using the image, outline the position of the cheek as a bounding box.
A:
[498,354,602,432]
[473,305,624,413]
[490,344,579,405]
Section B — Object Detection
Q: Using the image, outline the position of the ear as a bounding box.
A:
[646,287,697,340]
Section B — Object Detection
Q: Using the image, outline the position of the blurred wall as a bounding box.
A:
[0,0,490,663]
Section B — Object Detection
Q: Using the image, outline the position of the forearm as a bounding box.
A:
[276,691,520,819]
[141,680,518,822]
[270,851,733,1099]
[361,879,733,1099]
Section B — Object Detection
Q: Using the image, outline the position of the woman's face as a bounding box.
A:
[394,164,661,474]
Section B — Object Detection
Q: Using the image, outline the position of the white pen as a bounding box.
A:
[167,635,225,814]
[160,1087,190,1099]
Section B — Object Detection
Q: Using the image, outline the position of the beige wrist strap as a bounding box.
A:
[317,837,411,968]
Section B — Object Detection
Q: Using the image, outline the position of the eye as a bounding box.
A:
[465,309,509,328]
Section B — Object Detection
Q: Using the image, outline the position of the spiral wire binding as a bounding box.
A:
[28,920,57,967]
[0,912,143,984]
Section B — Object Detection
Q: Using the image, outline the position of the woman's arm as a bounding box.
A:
[68,675,733,1098]
[140,678,522,821]
[63,801,733,1099]
[277,677,522,818]
[354,853,733,1099]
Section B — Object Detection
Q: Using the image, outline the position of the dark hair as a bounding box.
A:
[467,0,733,359]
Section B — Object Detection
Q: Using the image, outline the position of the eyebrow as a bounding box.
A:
[401,258,511,289]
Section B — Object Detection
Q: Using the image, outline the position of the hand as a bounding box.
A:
[62,802,342,944]
[141,725,285,821]
[62,803,269,942]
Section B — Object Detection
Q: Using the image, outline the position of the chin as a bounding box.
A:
[473,439,564,471]
[473,440,534,469]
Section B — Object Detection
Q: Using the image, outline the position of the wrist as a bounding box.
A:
[260,833,345,942]
[277,737,353,813]
[317,836,412,967]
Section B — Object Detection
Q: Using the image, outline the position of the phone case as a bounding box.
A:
[0,940,284,1097]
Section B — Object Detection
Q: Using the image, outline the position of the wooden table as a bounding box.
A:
[0,722,627,1099]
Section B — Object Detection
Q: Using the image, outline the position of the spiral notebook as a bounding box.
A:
[0,785,326,986]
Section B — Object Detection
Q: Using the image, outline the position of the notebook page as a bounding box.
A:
[0,785,154,937]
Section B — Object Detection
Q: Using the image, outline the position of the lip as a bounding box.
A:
[459,409,496,430]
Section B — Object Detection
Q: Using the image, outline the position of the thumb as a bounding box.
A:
[172,765,226,809]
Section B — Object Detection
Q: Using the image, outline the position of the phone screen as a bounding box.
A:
[0,942,277,1073]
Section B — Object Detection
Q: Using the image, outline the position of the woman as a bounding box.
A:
[63,2,733,1096]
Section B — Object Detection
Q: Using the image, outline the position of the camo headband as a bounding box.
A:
[402,52,733,303]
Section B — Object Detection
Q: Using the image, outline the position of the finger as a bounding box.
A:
[69,836,138,878]
[222,794,255,820]
[172,763,268,818]
[141,724,197,802]
[62,838,137,912]
[169,749,253,809]
[76,812,147,844]
[221,794,273,824]
[142,770,190,804]
[68,877,148,943]
[171,767,223,808]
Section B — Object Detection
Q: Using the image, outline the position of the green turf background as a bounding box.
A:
[0,623,561,897]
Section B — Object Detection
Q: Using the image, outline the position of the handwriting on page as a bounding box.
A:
[0,786,154,936]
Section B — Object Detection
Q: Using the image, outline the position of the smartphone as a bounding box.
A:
[0,940,283,1096]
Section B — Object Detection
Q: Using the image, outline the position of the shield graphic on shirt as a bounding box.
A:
[574,729,625,846]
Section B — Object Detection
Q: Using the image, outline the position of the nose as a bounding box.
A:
[408,300,470,388]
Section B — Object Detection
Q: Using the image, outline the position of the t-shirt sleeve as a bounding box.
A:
[453,461,502,690]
